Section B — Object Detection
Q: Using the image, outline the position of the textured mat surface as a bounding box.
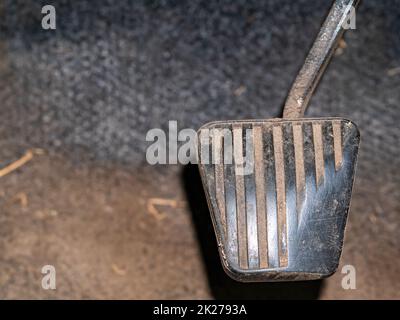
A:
[0,0,399,299]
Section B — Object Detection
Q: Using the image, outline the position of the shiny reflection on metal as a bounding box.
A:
[198,119,360,281]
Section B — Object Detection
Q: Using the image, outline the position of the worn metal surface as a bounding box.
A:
[197,0,362,282]
[198,118,359,281]
[283,0,359,118]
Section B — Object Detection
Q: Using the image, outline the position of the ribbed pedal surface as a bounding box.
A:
[197,118,360,281]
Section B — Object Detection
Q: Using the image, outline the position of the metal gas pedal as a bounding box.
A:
[198,118,359,281]
[197,0,360,281]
